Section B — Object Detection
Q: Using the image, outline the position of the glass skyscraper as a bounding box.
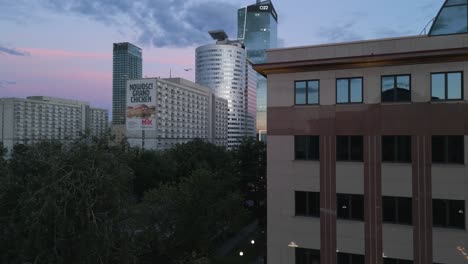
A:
[112,42,142,124]
[238,0,278,135]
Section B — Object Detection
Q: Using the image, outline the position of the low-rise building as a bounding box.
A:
[126,77,228,149]
[0,96,108,151]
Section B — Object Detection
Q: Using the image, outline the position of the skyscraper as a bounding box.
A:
[238,0,278,136]
[112,42,142,125]
[196,30,256,149]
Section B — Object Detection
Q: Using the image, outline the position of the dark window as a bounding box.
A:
[381,75,411,102]
[296,248,320,264]
[432,136,464,164]
[382,136,412,163]
[337,194,364,221]
[336,77,363,104]
[382,196,412,225]
[295,80,320,105]
[337,136,363,161]
[431,72,463,101]
[295,136,320,160]
[383,258,413,264]
[295,191,320,217]
[337,252,365,264]
[433,199,465,229]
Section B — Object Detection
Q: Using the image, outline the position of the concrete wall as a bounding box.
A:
[268,61,468,108]
[267,34,468,63]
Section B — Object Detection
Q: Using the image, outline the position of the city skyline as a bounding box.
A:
[0,0,442,118]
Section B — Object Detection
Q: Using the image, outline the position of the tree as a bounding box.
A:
[134,167,248,264]
[0,140,136,264]
[232,138,267,225]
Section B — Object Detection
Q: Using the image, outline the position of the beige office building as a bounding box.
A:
[255,2,468,263]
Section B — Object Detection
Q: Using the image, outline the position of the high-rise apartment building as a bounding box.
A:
[238,0,278,135]
[196,30,256,149]
[0,96,108,152]
[125,77,228,149]
[112,42,142,125]
[255,4,468,263]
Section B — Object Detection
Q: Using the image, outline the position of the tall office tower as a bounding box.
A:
[196,30,256,149]
[0,96,108,152]
[255,3,468,263]
[238,0,278,138]
[112,42,142,125]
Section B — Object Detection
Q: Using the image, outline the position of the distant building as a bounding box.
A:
[255,6,468,263]
[125,77,228,149]
[238,0,278,135]
[196,30,256,149]
[112,42,142,125]
[0,96,108,151]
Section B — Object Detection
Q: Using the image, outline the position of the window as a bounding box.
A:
[337,252,365,264]
[381,75,411,102]
[295,136,320,160]
[382,196,412,225]
[383,258,413,264]
[296,248,320,264]
[295,80,320,105]
[336,77,363,104]
[382,136,411,163]
[295,191,320,217]
[336,136,363,161]
[337,194,364,221]
[431,72,463,101]
[432,136,464,164]
[433,199,465,229]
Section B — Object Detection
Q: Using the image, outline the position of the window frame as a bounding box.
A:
[295,191,320,217]
[295,79,320,105]
[431,135,465,164]
[382,196,413,225]
[432,198,466,229]
[381,135,412,163]
[336,135,364,162]
[336,77,364,104]
[294,135,320,161]
[337,193,364,221]
[430,71,464,101]
[381,74,412,102]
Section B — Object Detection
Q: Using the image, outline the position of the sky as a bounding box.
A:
[0,0,442,116]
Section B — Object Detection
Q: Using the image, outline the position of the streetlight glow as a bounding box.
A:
[251,240,255,245]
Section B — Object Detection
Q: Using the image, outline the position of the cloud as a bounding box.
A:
[23,48,110,59]
[0,80,16,88]
[0,45,30,56]
[36,0,241,48]
[318,22,364,43]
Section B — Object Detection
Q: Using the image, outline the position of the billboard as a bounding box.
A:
[126,79,157,131]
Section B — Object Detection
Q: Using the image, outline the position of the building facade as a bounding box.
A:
[238,0,278,134]
[112,42,142,125]
[196,31,256,148]
[126,77,228,149]
[0,96,108,151]
[256,32,468,264]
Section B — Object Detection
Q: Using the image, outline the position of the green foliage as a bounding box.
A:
[0,140,136,264]
[0,137,265,263]
[134,167,248,263]
[232,138,267,224]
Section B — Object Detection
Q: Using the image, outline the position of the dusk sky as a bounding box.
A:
[0,0,442,117]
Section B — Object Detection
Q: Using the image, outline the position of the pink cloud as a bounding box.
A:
[22,48,110,60]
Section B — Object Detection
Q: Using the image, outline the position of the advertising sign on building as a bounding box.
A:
[126,79,157,131]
